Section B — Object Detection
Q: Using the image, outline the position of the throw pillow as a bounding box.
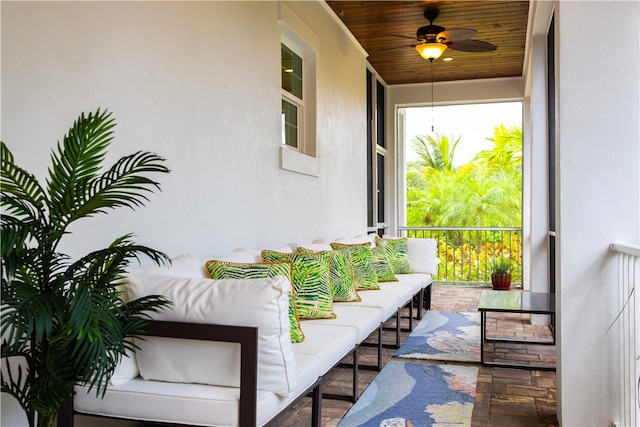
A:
[375,236,412,274]
[329,242,380,290]
[333,234,376,248]
[297,247,361,302]
[260,250,335,320]
[205,259,304,343]
[371,246,398,282]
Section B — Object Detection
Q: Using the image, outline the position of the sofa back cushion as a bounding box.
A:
[406,237,439,275]
[138,253,207,278]
[126,270,296,397]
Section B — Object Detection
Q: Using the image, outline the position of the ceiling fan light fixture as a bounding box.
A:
[415,42,448,60]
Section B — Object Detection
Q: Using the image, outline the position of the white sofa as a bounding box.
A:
[59,236,437,427]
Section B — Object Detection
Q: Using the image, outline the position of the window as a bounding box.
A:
[366,69,388,235]
[279,4,318,176]
[281,44,302,149]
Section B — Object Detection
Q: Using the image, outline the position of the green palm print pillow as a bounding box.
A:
[260,250,335,320]
[330,242,380,290]
[297,247,361,302]
[375,236,412,274]
[371,246,398,282]
[205,259,305,343]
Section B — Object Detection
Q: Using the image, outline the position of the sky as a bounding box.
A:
[402,101,523,166]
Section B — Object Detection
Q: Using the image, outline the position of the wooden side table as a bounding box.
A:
[478,290,556,370]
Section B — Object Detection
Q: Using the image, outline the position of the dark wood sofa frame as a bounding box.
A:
[57,285,432,427]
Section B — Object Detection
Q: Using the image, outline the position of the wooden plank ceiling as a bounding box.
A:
[326,1,530,85]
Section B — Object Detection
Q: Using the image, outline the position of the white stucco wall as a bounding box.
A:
[555,1,640,426]
[1,0,368,262]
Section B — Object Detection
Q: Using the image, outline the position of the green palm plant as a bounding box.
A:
[1,109,172,427]
[411,133,461,173]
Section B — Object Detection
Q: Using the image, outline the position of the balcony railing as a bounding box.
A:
[610,242,639,427]
[398,227,523,287]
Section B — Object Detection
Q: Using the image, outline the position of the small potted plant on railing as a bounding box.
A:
[491,258,512,290]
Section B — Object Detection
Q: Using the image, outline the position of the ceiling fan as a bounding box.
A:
[377,8,497,60]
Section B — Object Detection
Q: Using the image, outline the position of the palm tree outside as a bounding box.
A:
[404,119,523,285]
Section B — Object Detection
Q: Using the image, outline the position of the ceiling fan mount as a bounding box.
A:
[377,6,497,57]
[417,9,445,42]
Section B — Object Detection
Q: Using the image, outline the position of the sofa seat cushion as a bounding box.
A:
[74,353,321,427]
[378,282,419,308]
[304,305,382,343]
[394,273,433,294]
[376,274,433,310]
[341,288,402,320]
[126,271,296,397]
[292,323,357,375]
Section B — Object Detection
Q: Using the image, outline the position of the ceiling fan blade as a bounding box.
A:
[438,28,477,42]
[448,39,497,52]
[369,44,414,55]
[384,33,417,40]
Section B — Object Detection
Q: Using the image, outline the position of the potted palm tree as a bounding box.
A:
[1,109,172,427]
[490,257,512,290]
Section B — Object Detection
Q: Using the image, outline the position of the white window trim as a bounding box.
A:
[279,2,318,177]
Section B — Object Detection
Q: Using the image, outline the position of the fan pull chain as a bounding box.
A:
[430,59,435,132]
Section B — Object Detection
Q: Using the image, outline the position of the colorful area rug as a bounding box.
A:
[394,311,481,363]
[338,360,478,427]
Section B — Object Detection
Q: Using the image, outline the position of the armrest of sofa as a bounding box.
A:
[145,320,259,426]
[57,320,259,427]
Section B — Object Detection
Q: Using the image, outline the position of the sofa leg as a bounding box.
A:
[377,326,383,371]
[312,381,323,427]
[409,299,414,332]
[424,284,432,312]
[352,348,359,402]
[57,399,74,427]
[395,310,401,349]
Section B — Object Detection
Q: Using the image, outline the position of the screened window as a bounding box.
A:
[282,44,303,149]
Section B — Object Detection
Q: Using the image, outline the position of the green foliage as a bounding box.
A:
[491,257,512,274]
[430,230,522,285]
[1,109,172,427]
[411,133,460,172]
[406,125,522,228]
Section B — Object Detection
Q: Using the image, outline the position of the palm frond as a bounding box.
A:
[47,109,115,228]
[0,142,47,224]
[1,277,65,344]
[68,151,169,223]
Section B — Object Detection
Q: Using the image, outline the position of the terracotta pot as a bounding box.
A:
[491,273,512,290]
